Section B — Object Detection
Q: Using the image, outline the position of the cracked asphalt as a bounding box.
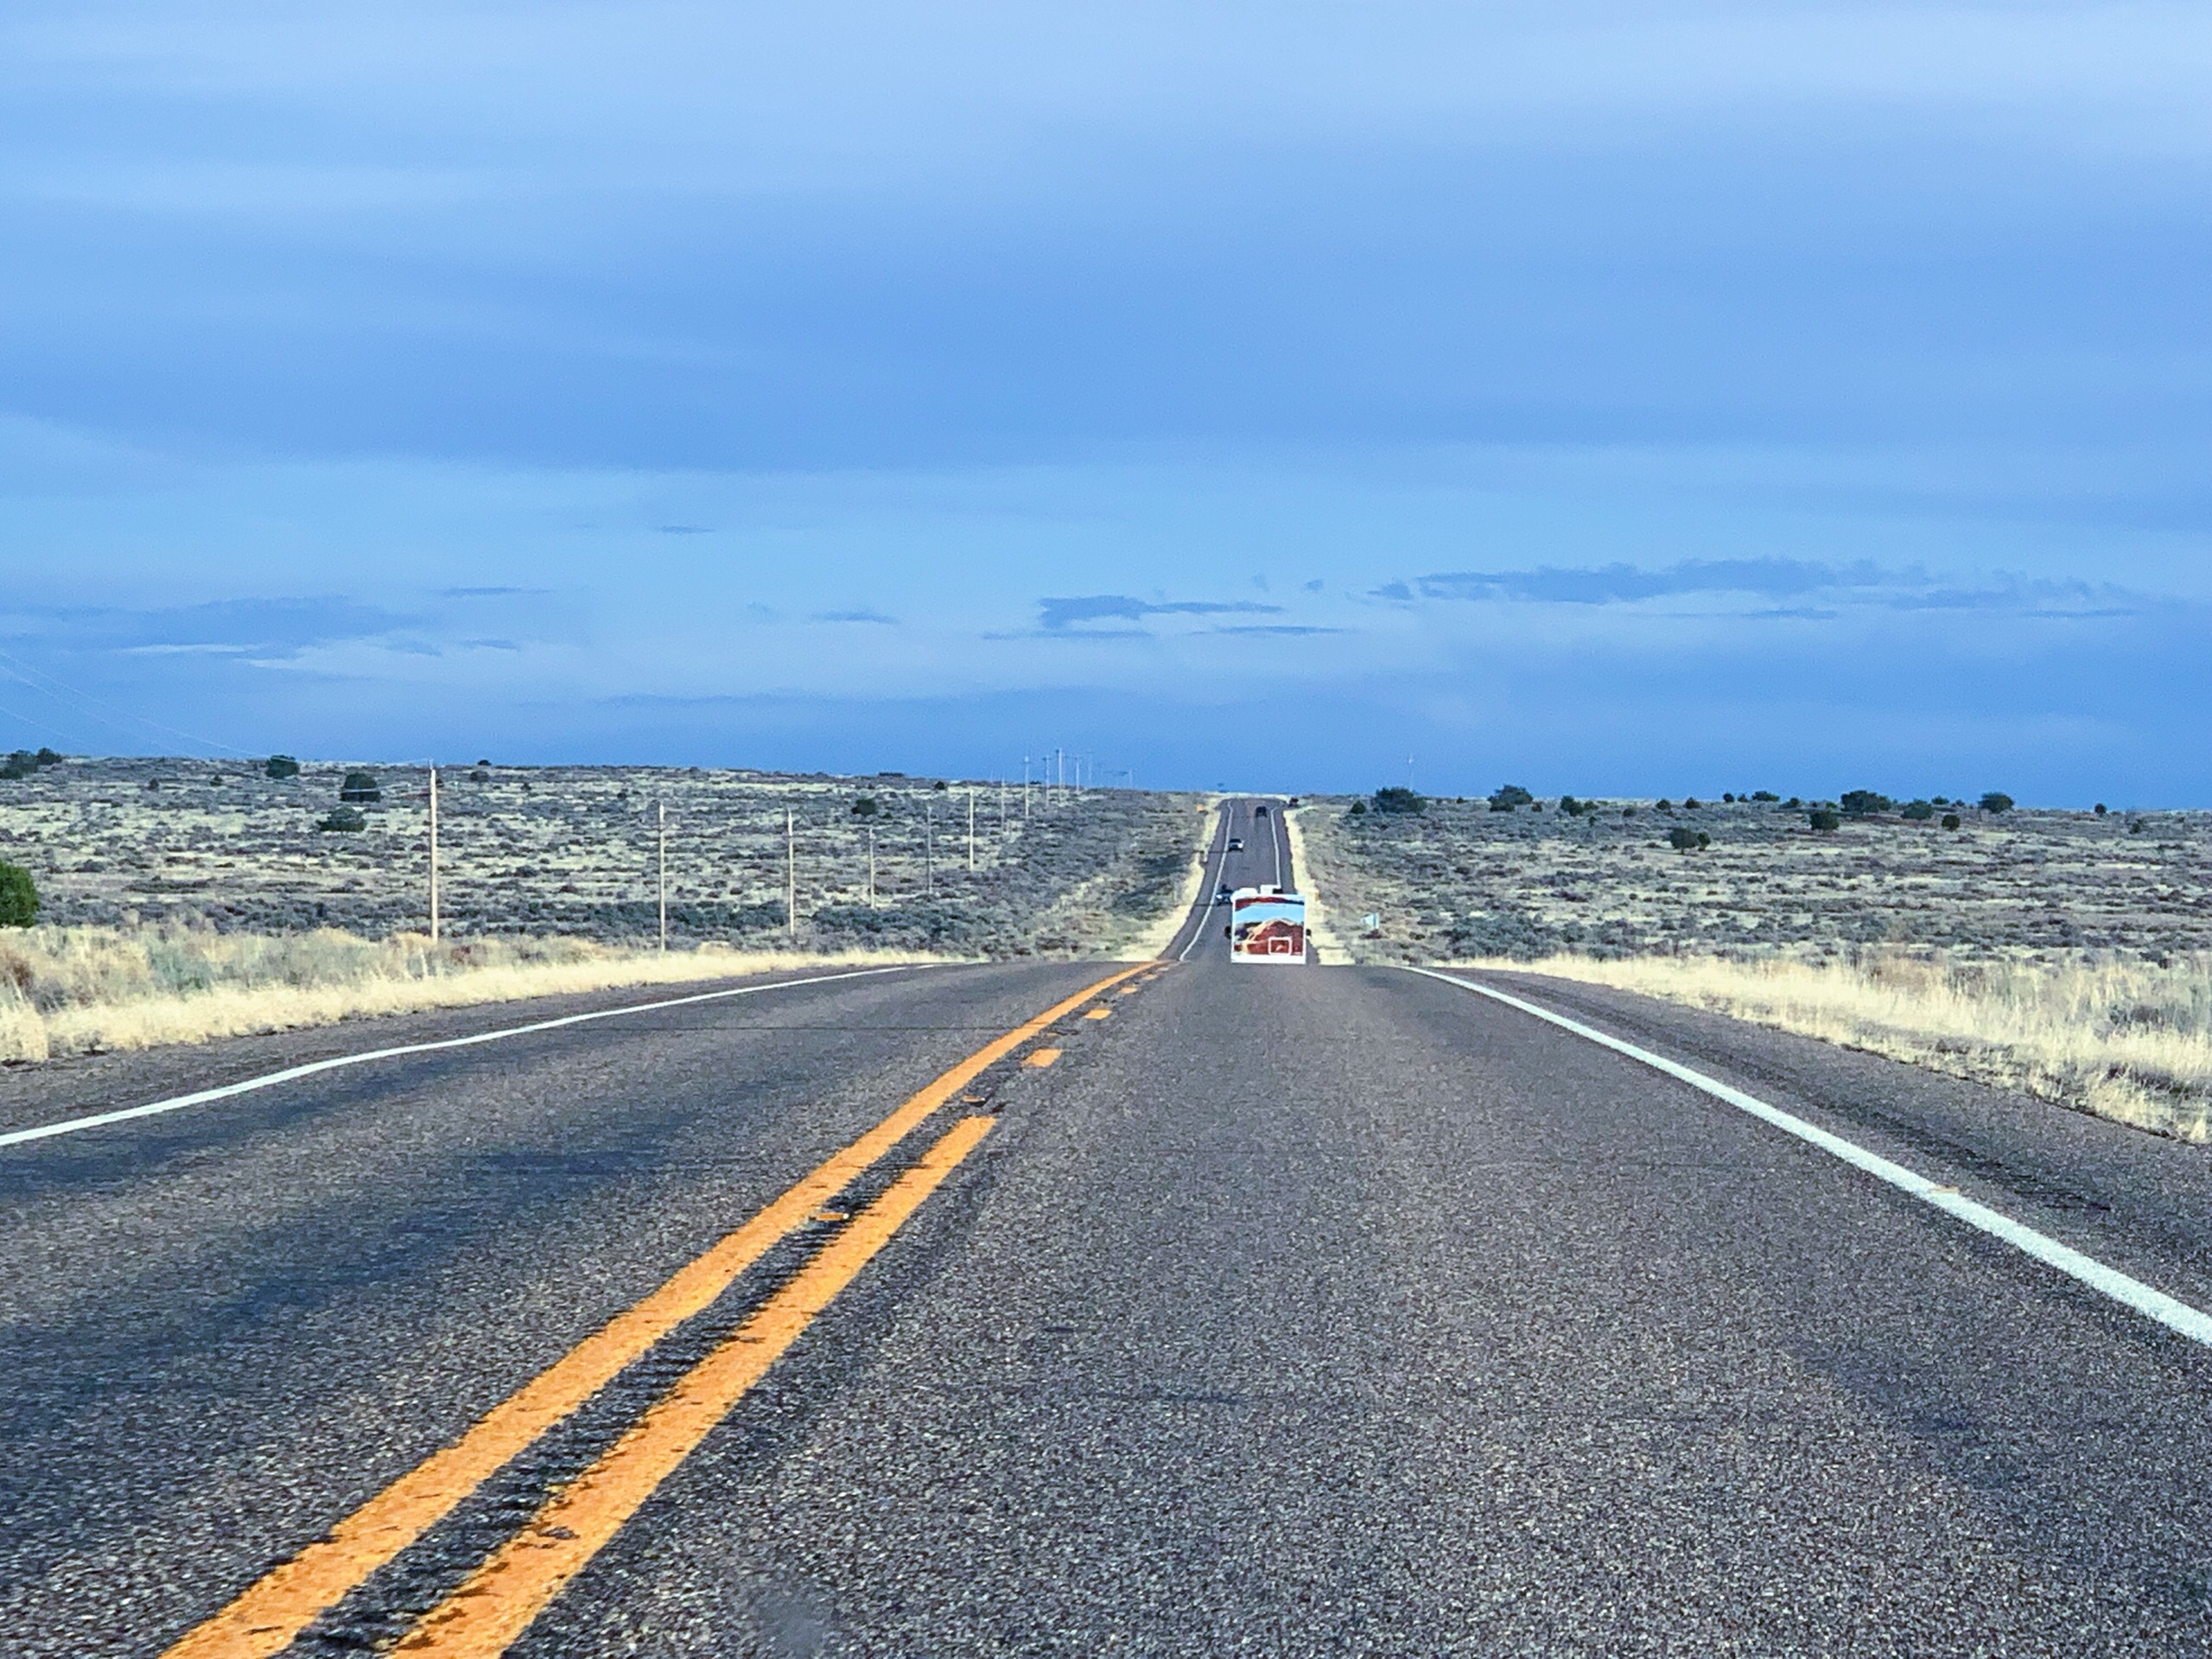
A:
[9,802,2212,1655]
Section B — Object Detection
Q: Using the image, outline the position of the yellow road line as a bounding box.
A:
[162,966,1144,1659]
[394,1116,999,1656]
[1023,1047,1061,1068]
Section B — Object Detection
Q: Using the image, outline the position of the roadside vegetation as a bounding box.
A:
[1295,785,2212,1141]
[0,756,1204,957]
[1299,788,2206,962]
[0,757,1208,1063]
[1480,949,2212,1144]
[0,925,940,1064]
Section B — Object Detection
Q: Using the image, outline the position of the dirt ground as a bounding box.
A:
[1294,793,2212,963]
[0,757,1207,957]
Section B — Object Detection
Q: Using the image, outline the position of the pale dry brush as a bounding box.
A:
[1471,948,2212,1142]
[0,922,942,1064]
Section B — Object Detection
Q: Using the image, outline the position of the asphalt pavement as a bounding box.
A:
[10,821,2212,1655]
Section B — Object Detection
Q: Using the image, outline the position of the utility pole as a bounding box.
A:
[785,806,797,942]
[428,766,440,944]
[967,788,976,872]
[867,824,876,909]
[657,801,668,952]
[925,801,935,894]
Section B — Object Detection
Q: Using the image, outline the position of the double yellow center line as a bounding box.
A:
[164,963,1156,1659]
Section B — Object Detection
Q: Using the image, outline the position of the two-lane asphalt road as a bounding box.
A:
[1164,796,1300,963]
[12,844,2212,1654]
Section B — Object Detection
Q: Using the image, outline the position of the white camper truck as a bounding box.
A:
[1229,885,1307,963]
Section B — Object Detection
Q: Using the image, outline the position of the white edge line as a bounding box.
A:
[0,964,930,1152]
[1177,804,1234,963]
[1407,965,2212,1351]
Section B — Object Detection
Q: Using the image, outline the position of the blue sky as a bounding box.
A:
[3,1,2207,800]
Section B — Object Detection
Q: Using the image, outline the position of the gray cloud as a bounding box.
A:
[811,608,897,624]
[1038,594,1283,631]
[8,596,414,655]
[1412,559,1887,605]
[1389,560,2150,617]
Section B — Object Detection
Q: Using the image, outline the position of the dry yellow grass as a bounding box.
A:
[0,924,946,1064]
[1463,949,2212,1142]
[1284,806,1354,963]
[1117,795,1223,959]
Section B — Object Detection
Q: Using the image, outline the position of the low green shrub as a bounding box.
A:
[1487,784,1533,810]
[1942,813,1961,830]
[339,771,381,803]
[0,751,35,781]
[1980,791,2015,813]
[1667,827,1711,852]
[1808,809,1841,831]
[1840,789,1891,817]
[1901,800,1935,821]
[265,754,302,780]
[317,806,367,833]
[1373,786,1426,815]
[0,861,37,926]
[851,795,881,817]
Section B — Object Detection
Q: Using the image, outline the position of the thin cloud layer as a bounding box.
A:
[1382,561,2153,617]
[1036,596,1283,632]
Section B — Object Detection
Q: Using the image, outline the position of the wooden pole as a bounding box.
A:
[657,801,667,952]
[968,788,976,872]
[867,824,876,909]
[428,766,440,944]
[925,801,934,895]
[785,806,797,941]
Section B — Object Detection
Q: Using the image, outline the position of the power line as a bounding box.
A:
[0,645,256,758]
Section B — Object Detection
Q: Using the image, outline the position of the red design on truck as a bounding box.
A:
[1230,887,1307,964]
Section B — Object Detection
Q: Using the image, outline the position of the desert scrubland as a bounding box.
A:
[0,756,1207,1061]
[1296,792,2212,1140]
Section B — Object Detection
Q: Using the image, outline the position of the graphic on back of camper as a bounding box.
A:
[1230,886,1307,963]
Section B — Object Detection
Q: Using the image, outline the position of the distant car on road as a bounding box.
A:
[1227,836,1244,850]
[1255,804,1269,817]
[1214,886,1234,905]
